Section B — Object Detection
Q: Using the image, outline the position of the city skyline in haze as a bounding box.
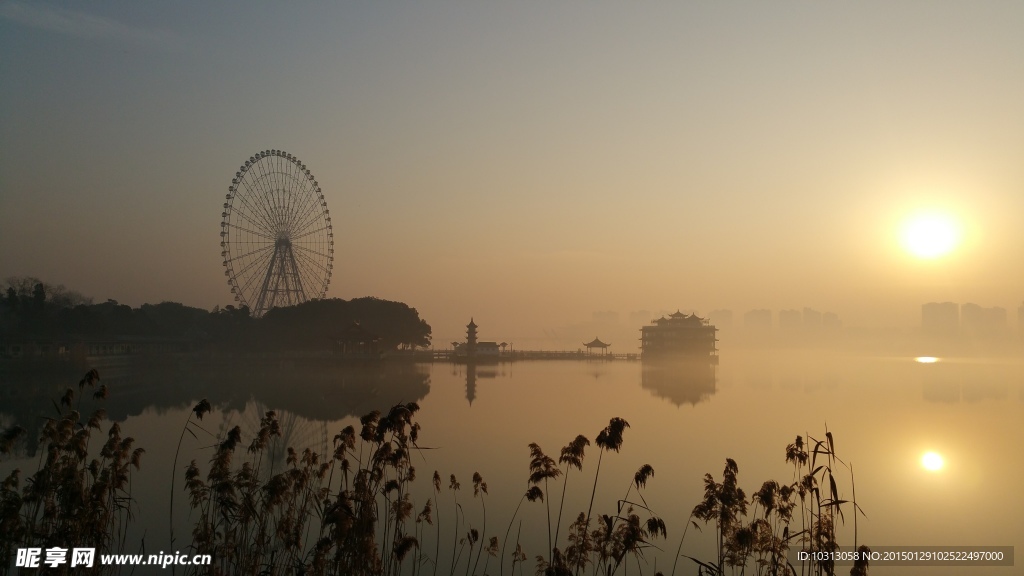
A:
[2,1,1023,347]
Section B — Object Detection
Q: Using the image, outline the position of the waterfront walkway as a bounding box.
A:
[396,349,640,362]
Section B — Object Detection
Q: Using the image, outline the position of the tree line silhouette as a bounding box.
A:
[1,277,431,353]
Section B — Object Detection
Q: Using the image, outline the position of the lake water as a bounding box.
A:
[2,351,1022,575]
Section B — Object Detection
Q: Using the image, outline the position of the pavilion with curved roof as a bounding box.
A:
[583,337,611,356]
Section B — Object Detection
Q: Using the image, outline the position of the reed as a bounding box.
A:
[676,429,867,576]
[1,373,871,576]
[0,370,142,575]
[553,435,588,551]
[469,472,489,576]
[169,397,211,556]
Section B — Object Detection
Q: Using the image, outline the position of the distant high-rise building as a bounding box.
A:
[743,309,772,331]
[989,307,1008,337]
[802,307,822,328]
[961,303,1007,339]
[822,312,842,330]
[960,303,982,331]
[629,310,652,326]
[709,309,733,328]
[778,309,802,331]
[922,302,959,338]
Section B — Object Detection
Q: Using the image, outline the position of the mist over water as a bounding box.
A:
[3,351,1021,575]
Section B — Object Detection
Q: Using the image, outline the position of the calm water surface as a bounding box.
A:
[2,351,1022,575]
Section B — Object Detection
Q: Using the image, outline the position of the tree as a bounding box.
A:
[32,283,46,312]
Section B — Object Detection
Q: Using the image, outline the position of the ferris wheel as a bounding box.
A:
[220,150,334,317]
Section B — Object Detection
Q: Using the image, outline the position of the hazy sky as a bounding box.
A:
[2,1,1023,345]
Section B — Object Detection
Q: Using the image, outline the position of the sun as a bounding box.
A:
[900,213,961,259]
[921,451,944,472]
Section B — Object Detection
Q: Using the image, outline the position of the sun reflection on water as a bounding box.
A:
[914,356,940,364]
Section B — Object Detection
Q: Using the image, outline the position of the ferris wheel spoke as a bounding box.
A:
[292,244,329,274]
[229,241,275,263]
[292,246,329,264]
[227,182,277,235]
[282,158,304,219]
[290,208,328,240]
[283,156,314,215]
[269,154,284,200]
[291,162,321,219]
[279,177,308,233]
[275,163,296,220]
[230,246,277,286]
[252,154,275,199]
[235,254,275,300]
[292,246,332,286]
[280,174,320,233]
[250,161,282,227]
[233,270,265,307]
[229,209,277,239]
[291,225,332,243]
[292,251,332,287]
[235,178,280,233]
[227,221,276,241]
[272,159,292,222]
[291,262,328,296]
[231,259,276,294]
[290,189,329,236]
[283,161,308,223]
[292,242,332,265]
[289,181,319,235]
[259,177,286,227]
[253,167,282,228]
[236,255,269,288]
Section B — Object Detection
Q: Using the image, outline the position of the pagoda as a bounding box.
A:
[465,318,478,357]
[453,318,501,361]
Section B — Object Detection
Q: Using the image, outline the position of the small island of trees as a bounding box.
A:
[0,276,431,359]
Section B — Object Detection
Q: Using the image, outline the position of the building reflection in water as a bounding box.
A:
[455,363,502,406]
[917,358,1010,403]
[640,360,717,406]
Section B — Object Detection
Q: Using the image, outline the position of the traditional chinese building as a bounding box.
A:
[465,318,478,356]
[454,319,501,360]
[640,311,718,361]
[583,337,611,356]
